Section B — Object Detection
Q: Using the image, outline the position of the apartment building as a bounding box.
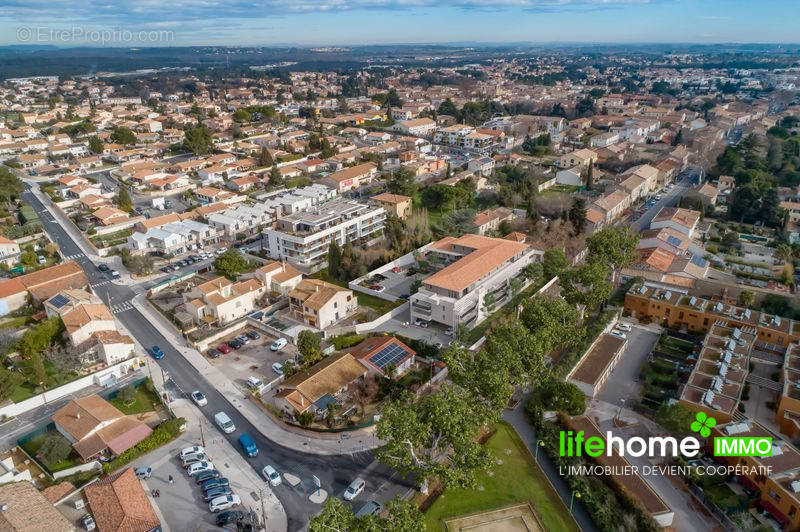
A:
[320,162,378,193]
[184,276,265,325]
[370,193,412,219]
[287,278,357,329]
[777,344,800,438]
[433,125,496,153]
[261,199,385,271]
[391,117,437,136]
[410,234,542,329]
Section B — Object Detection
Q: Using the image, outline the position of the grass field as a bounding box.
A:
[110,385,161,415]
[424,422,579,532]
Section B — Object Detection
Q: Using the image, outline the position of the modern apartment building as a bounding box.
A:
[261,199,385,271]
[433,125,496,153]
[410,234,542,329]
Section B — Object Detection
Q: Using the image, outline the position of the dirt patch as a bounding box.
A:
[443,502,545,532]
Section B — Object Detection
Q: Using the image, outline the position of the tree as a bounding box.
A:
[214,249,250,279]
[116,187,133,212]
[232,109,252,123]
[127,254,154,276]
[38,432,73,466]
[182,125,214,155]
[269,164,284,188]
[560,259,612,310]
[111,126,137,145]
[529,377,586,415]
[376,385,491,489]
[585,227,638,285]
[387,167,417,196]
[0,167,24,205]
[118,384,138,406]
[308,497,424,532]
[542,248,568,280]
[568,197,587,235]
[88,136,104,154]
[738,290,755,308]
[519,295,583,353]
[585,160,594,190]
[328,240,342,278]
[655,403,695,436]
[257,146,273,167]
[297,330,322,361]
[308,497,355,532]
[523,262,543,286]
[437,98,458,117]
[440,208,478,236]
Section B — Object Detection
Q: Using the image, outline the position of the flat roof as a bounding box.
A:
[570,334,627,387]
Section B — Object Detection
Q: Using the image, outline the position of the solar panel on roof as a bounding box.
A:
[49,294,70,308]
[368,342,412,370]
[690,255,708,267]
[666,235,682,246]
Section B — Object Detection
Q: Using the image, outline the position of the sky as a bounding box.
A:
[1,0,799,47]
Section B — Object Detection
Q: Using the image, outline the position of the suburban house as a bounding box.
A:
[0,235,21,267]
[557,148,597,169]
[474,207,513,235]
[696,183,719,205]
[0,261,90,316]
[287,279,357,329]
[370,193,412,219]
[183,276,265,325]
[250,261,303,296]
[320,162,378,193]
[343,336,416,378]
[410,234,542,329]
[52,395,153,461]
[0,480,74,532]
[274,352,368,416]
[391,117,437,136]
[84,467,161,532]
[650,207,700,238]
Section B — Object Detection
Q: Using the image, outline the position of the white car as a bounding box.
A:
[343,477,366,501]
[190,390,207,406]
[414,319,428,328]
[246,376,264,389]
[182,452,208,467]
[209,494,240,513]
[616,323,632,332]
[610,330,627,340]
[445,327,455,336]
[271,362,284,375]
[214,411,236,434]
[179,446,205,460]
[270,338,287,351]
[262,465,282,487]
[187,461,215,476]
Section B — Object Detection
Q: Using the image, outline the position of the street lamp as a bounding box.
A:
[569,491,581,514]
[535,439,545,462]
[616,398,625,421]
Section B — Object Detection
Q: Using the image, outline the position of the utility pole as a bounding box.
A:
[199,417,206,447]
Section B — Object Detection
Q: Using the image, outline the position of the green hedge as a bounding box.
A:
[103,417,185,473]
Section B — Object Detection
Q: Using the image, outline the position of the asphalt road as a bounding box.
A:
[23,185,413,530]
[627,181,688,233]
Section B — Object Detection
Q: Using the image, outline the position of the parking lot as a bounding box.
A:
[597,322,661,407]
[358,264,426,300]
[157,248,223,275]
[205,327,298,392]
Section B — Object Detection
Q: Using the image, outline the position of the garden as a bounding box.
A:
[108,379,162,415]
[20,428,81,473]
[638,332,697,412]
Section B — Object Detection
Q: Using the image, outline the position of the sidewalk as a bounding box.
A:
[132,293,382,455]
[25,181,98,259]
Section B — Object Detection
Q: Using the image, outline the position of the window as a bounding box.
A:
[790,506,797,517]
[769,490,781,502]
[334,302,338,309]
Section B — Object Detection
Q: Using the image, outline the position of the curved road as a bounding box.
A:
[24,185,412,531]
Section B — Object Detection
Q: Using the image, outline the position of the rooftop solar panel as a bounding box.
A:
[368,342,412,370]
[49,294,70,308]
[666,235,682,246]
[690,255,708,267]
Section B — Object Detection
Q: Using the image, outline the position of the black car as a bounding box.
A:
[97,263,110,272]
[194,469,220,484]
[228,339,243,349]
[216,510,244,526]
[207,348,221,359]
[245,331,260,340]
[160,266,172,273]
[204,486,233,501]
[201,477,230,492]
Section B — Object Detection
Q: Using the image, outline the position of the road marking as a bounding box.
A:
[64,253,83,260]
[112,302,135,314]
[91,280,111,288]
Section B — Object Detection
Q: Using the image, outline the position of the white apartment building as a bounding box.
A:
[410,234,543,329]
[434,125,496,153]
[127,219,217,255]
[262,199,385,271]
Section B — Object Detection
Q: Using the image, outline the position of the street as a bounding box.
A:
[21,184,414,531]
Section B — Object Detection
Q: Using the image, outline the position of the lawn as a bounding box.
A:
[20,431,82,472]
[424,422,578,532]
[109,384,161,415]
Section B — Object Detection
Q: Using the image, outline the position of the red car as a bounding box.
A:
[217,343,232,354]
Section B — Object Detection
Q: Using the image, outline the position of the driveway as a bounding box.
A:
[597,323,660,408]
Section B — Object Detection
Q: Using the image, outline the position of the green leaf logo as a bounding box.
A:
[690,411,716,438]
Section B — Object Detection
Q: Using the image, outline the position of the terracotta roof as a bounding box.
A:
[3,261,90,301]
[92,330,135,345]
[289,279,349,311]
[85,468,160,532]
[0,277,26,299]
[371,193,411,204]
[196,276,232,295]
[41,481,75,503]
[279,352,367,412]
[52,394,124,441]
[0,480,73,532]
[423,234,529,293]
[62,303,114,333]
[324,162,376,183]
[136,212,180,230]
[344,336,416,374]
[651,207,700,229]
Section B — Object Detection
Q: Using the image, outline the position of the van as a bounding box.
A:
[214,412,236,434]
[270,338,287,351]
[134,467,152,479]
[238,434,258,457]
[246,376,263,389]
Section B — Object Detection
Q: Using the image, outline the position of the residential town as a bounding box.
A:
[0,27,799,532]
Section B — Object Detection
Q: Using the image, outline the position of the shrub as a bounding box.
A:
[38,432,72,466]
[103,417,185,473]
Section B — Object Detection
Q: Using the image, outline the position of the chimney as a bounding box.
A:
[75,412,80,420]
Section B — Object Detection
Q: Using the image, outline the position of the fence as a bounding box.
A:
[687,484,738,531]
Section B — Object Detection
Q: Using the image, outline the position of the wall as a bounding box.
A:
[192,318,249,352]
[0,357,144,419]
[92,216,145,236]
[349,242,436,302]
[53,460,101,479]
[537,177,557,192]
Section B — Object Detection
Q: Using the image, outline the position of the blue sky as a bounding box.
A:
[1,0,798,46]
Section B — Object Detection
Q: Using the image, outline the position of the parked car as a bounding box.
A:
[262,465,281,487]
[245,331,260,340]
[187,461,215,476]
[355,501,382,518]
[179,446,204,460]
[194,470,221,484]
[182,452,208,467]
[246,376,263,389]
[134,467,152,479]
[215,510,244,527]
[270,338,287,351]
[149,345,164,360]
[190,390,208,406]
[214,412,236,434]
[207,348,221,359]
[238,433,259,457]
[204,486,233,501]
[160,266,172,273]
[110,270,120,279]
[201,477,230,493]
[97,263,110,272]
[217,343,232,354]
[445,326,455,336]
[235,335,250,345]
[228,339,243,349]
[616,323,632,332]
[610,330,627,340]
[83,514,96,531]
[414,319,428,328]
[271,362,284,375]
[343,478,366,501]
[209,494,240,513]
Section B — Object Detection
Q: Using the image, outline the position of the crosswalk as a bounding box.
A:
[64,254,83,260]
[91,280,112,288]
[111,302,134,314]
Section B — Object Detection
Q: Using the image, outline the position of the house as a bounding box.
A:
[91,206,130,226]
[184,276,264,325]
[0,235,21,267]
[474,207,513,235]
[52,395,153,461]
[391,117,437,136]
[0,261,89,315]
[0,480,74,532]
[467,157,495,177]
[410,234,542,329]
[370,193,412,219]
[320,162,378,193]
[251,261,303,295]
[274,352,368,416]
[650,207,700,238]
[194,186,238,204]
[228,174,260,192]
[343,336,416,378]
[696,183,719,205]
[288,279,357,329]
[84,468,160,532]
[557,148,597,169]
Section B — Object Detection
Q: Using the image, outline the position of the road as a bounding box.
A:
[628,181,688,233]
[23,184,413,531]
